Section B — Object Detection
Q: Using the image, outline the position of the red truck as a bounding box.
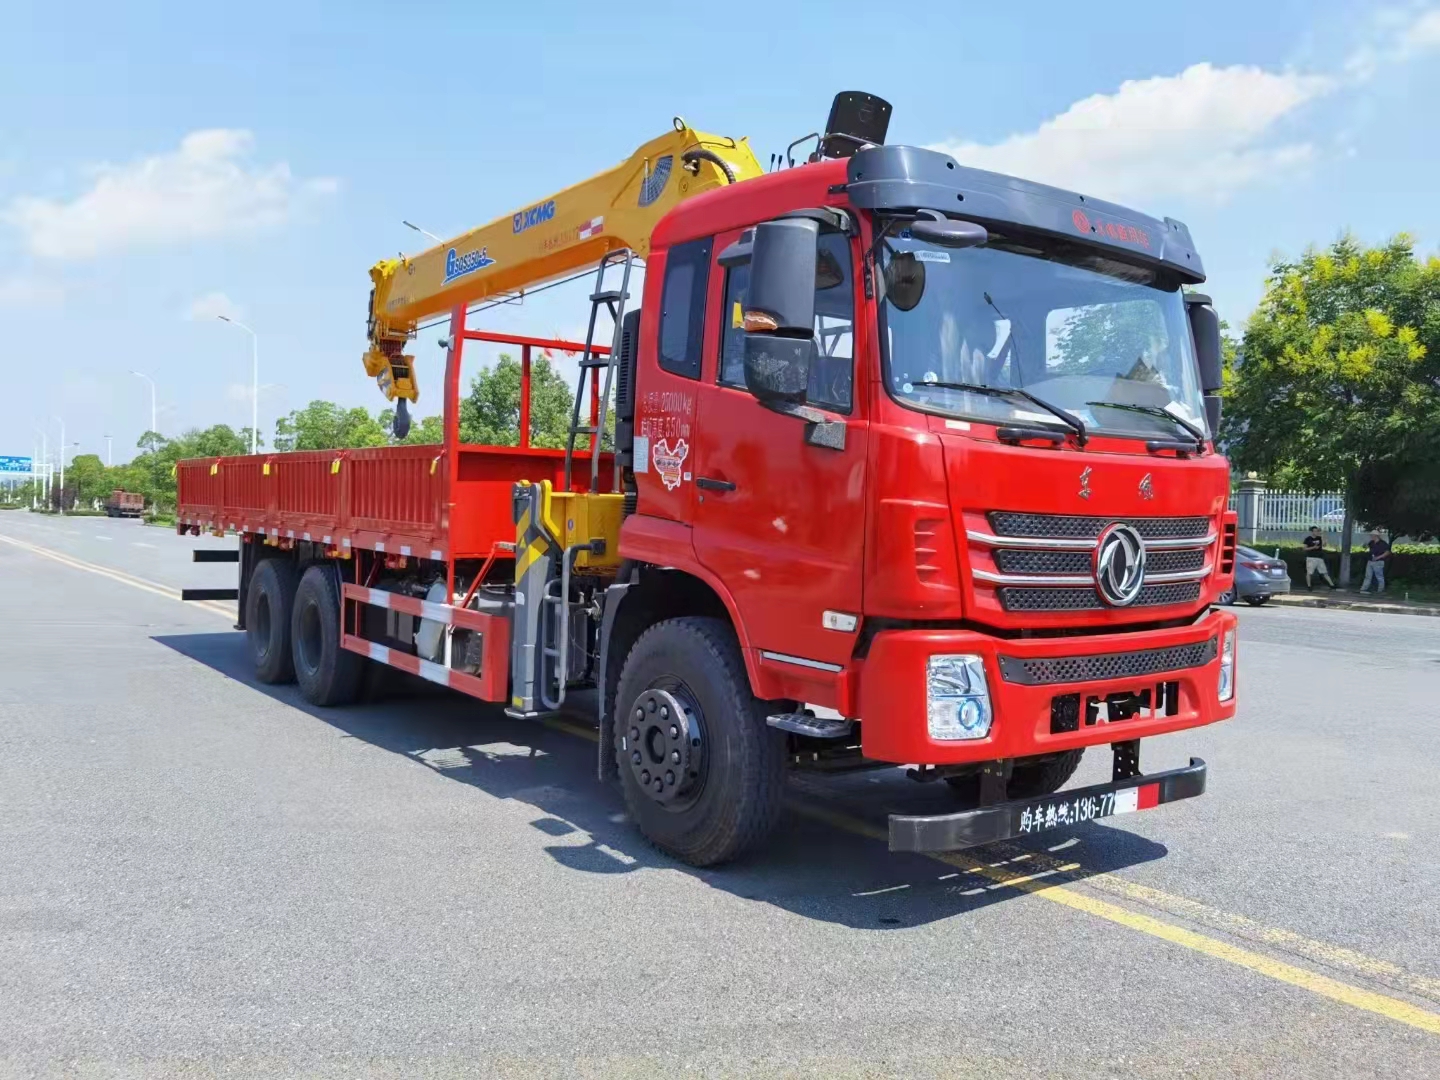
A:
[106,490,144,518]
[177,94,1238,865]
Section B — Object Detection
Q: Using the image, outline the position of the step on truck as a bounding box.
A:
[177,92,1238,866]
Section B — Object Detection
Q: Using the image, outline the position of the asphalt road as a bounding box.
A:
[2,510,1439,1078]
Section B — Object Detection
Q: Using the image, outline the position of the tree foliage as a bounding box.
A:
[274,401,391,452]
[1225,235,1440,539]
[459,352,577,448]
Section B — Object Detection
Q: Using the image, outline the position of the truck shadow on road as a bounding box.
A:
[155,630,1173,931]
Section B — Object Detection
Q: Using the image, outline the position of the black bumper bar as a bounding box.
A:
[889,757,1207,853]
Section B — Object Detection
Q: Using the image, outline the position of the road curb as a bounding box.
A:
[1270,594,1440,617]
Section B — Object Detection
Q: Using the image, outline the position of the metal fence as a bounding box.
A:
[1227,488,1367,545]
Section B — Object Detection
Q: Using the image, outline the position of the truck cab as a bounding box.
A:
[601,139,1236,861]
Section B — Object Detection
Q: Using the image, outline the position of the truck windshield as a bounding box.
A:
[877,228,1207,440]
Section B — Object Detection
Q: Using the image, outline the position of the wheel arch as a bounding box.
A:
[597,562,758,781]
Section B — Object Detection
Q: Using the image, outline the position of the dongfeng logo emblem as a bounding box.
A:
[1094,523,1146,606]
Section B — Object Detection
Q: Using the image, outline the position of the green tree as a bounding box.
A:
[274,401,389,452]
[67,454,108,507]
[459,352,576,448]
[1225,234,1439,581]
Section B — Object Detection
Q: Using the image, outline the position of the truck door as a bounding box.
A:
[690,227,868,671]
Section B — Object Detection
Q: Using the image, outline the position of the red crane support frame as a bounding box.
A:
[441,313,610,596]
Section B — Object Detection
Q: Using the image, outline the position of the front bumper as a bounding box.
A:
[857,608,1237,765]
[890,757,1207,851]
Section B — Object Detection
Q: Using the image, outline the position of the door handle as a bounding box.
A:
[696,476,736,492]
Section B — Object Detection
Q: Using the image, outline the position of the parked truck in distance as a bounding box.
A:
[105,490,144,518]
[176,92,1239,866]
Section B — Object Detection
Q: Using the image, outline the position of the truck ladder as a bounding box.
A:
[563,249,633,493]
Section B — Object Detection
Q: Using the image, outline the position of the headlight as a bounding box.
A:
[1218,629,1236,701]
[927,654,993,740]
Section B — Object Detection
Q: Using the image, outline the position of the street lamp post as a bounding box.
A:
[33,428,48,508]
[217,316,259,454]
[52,416,65,513]
[131,370,158,439]
[105,435,113,467]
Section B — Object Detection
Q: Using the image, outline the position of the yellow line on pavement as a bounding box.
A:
[982,839,1440,1003]
[789,800,1440,1037]
[0,533,234,619]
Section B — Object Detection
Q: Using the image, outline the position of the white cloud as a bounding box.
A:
[1408,8,1440,51]
[1344,5,1440,79]
[186,290,243,323]
[2,129,337,260]
[0,275,63,307]
[930,63,1333,208]
[225,382,253,404]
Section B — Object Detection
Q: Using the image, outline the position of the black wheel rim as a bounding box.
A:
[623,682,706,812]
[297,597,323,673]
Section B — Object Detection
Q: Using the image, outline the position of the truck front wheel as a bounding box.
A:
[613,617,785,867]
[291,565,365,707]
[246,557,298,684]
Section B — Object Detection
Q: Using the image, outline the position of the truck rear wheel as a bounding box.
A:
[614,617,785,867]
[246,557,298,684]
[291,564,365,707]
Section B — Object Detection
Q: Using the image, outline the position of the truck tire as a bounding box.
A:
[246,557,298,684]
[1007,749,1085,799]
[291,564,365,707]
[945,749,1085,802]
[613,617,785,867]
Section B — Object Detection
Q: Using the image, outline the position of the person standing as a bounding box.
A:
[1302,526,1337,589]
[1359,531,1392,593]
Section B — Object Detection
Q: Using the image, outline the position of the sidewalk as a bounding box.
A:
[1270,589,1440,617]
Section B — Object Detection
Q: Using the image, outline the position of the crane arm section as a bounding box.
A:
[363,125,764,405]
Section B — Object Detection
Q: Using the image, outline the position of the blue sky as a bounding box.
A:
[3,0,1439,465]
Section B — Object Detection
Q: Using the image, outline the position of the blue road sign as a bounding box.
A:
[0,456,35,474]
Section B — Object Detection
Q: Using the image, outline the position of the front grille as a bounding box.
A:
[998,637,1219,685]
[1146,548,1207,574]
[988,512,1210,541]
[994,549,1092,575]
[998,581,1202,612]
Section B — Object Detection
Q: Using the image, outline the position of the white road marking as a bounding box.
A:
[0,534,233,619]
[132,541,156,549]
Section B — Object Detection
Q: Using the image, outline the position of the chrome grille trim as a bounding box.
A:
[972,563,1212,587]
[966,529,1216,551]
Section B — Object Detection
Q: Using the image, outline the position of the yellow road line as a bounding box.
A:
[981,839,1440,1003]
[789,800,1440,1037]
[11,528,1440,1036]
[0,533,235,620]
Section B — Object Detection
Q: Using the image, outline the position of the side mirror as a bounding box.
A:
[1204,394,1222,438]
[910,216,988,249]
[741,216,820,406]
[1186,293,1224,394]
[745,217,819,334]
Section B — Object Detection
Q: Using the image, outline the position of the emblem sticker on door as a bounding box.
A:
[652,438,689,491]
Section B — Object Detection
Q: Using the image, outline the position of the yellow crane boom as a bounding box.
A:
[363,122,765,407]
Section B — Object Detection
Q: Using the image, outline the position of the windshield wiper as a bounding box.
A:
[915,379,1088,445]
[978,291,1088,446]
[1084,401,1207,452]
